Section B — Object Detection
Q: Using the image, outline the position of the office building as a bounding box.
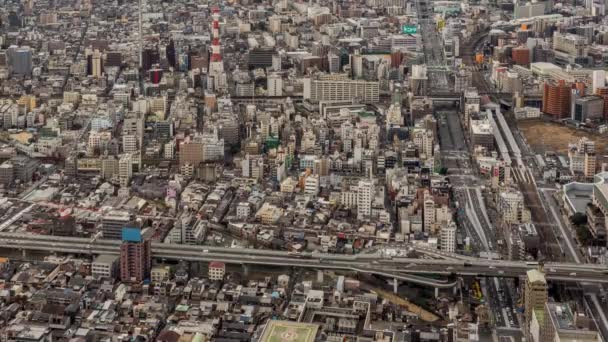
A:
[92,254,119,278]
[122,134,138,153]
[303,78,380,104]
[248,47,274,68]
[91,49,104,78]
[11,155,38,183]
[179,140,204,166]
[102,210,133,240]
[535,302,601,342]
[119,153,133,187]
[120,227,151,283]
[242,154,264,180]
[553,32,588,58]
[592,70,605,93]
[0,162,14,186]
[594,86,608,119]
[267,74,283,96]
[470,119,494,150]
[514,1,546,18]
[572,95,604,122]
[423,191,436,232]
[569,137,596,178]
[524,269,548,341]
[357,179,373,220]
[498,189,531,224]
[441,221,457,253]
[7,45,32,76]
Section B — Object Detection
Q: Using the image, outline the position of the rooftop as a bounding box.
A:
[526,269,546,284]
[259,320,319,342]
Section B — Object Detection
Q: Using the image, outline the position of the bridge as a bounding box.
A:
[1,233,607,286]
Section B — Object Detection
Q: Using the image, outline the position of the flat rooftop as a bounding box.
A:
[259,320,319,342]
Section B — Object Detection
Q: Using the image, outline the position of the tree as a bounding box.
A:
[569,213,587,226]
[575,225,593,246]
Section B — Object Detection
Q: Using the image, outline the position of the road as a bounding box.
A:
[415,0,449,91]
[0,232,607,283]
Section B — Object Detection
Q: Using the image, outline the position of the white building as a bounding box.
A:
[242,154,264,180]
[357,179,373,220]
[304,174,320,196]
[592,70,606,93]
[118,153,133,188]
[164,141,175,159]
[267,74,283,96]
[122,134,138,153]
[441,221,457,253]
[92,254,119,278]
[423,191,436,232]
[236,202,251,219]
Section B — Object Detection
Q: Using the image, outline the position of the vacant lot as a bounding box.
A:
[518,120,608,162]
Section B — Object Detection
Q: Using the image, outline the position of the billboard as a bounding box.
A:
[402,25,417,34]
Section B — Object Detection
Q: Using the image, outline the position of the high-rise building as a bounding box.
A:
[248,47,274,69]
[572,95,604,122]
[592,70,606,93]
[569,137,596,178]
[267,74,283,96]
[512,47,531,65]
[423,191,436,231]
[179,140,204,166]
[524,269,548,341]
[118,153,133,187]
[441,221,457,253]
[120,227,151,283]
[594,86,608,119]
[91,49,104,78]
[357,179,373,220]
[242,154,264,179]
[122,134,138,153]
[542,80,571,118]
[7,45,32,76]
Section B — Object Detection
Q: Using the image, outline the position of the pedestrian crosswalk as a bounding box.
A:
[511,167,534,184]
[462,64,482,72]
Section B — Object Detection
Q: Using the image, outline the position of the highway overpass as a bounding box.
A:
[0,233,607,285]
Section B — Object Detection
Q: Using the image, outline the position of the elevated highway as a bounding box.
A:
[1,233,607,285]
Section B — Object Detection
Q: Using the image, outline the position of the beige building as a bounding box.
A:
[569,137,596,179]
[525,269,548,341]
[151,266,171,284]
[256,203,284,225]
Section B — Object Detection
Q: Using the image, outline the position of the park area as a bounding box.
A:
[518,120,608,162]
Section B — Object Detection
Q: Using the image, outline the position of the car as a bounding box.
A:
[569,272,577,276]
